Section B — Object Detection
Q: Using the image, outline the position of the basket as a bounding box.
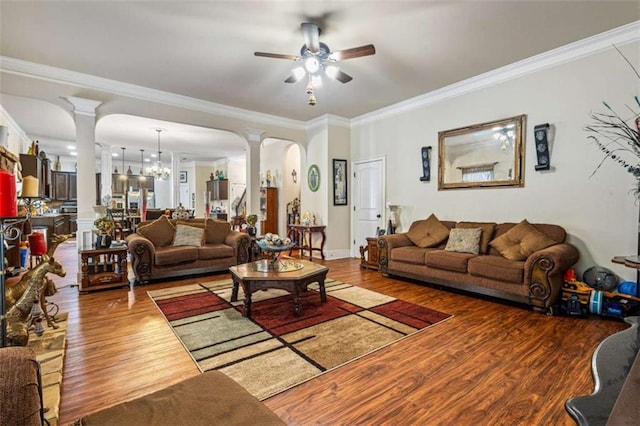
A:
[0,146,18,174]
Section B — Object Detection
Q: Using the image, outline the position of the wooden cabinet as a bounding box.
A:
[66,214,77,235]
[360,237,380,270]
[259,187,278,235]
[96,173,154,204]
[206,179,229,200]
[51,171,77,201]
[20,154,51,198]
[138,176,154,192]
[112,173,128,195]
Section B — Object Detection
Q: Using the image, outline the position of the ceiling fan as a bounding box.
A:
[255,22,375,105]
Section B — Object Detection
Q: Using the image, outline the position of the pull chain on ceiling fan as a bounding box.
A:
[255,22,375,105]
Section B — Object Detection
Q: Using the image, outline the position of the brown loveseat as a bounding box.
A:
[126,216,251,284]
[378,215,579,314]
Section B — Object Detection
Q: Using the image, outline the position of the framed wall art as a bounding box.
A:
[179,171,187,183]
[333,159,347,206]
[308,164,320,192]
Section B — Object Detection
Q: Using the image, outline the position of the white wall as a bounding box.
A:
[352,43,640,281]
[326,124,351,258]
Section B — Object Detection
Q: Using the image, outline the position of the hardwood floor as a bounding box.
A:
[43,240,624,425]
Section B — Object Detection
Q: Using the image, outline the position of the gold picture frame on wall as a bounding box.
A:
[438,114,526,190]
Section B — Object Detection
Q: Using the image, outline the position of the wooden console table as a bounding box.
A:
[80,246,129,292]
[287,224,326,260]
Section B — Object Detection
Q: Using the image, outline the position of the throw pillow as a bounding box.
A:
[204,219,231,244]
[172,224,205,247]
[406,214,450,248]
[489,219,557,261]
[137,215,175,248]
[456,222,496,254]
[444,228,482,255]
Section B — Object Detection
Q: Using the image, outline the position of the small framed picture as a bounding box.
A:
[179,171,187,183]
[333,159,347,206]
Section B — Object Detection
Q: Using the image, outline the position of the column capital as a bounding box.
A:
[65,96,102,117]
[245,128,265,143]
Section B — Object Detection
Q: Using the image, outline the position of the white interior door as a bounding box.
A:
[353,158,384,255]
[178,183,189,208]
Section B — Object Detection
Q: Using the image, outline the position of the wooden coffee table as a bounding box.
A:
[229,259,328,318]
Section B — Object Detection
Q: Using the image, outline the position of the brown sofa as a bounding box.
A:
[378,216,579,314]
[126,216,251,284]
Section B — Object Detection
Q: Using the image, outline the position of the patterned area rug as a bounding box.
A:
[29,311,68,426]
[148,279,452,400]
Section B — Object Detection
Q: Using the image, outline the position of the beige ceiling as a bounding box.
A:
[1,1,638,160]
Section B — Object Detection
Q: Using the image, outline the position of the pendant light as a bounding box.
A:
[139,149,146,181]
[119,147,127,180]
[147,129,171,180]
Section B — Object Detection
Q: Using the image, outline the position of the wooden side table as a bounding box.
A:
[287,224,326,260]
[360,237,379,270]
[80,246,129,292]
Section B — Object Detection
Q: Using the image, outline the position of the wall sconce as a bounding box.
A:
[291,169,297,183]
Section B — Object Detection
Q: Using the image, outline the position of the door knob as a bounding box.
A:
[376,214,381,218]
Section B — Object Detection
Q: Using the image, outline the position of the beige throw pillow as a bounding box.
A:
[445,228,482,255]
[137,215,175,248]
[456,222,496,254]
[406,214,450,248]
[172,224,205,247]
[489,219,557,261]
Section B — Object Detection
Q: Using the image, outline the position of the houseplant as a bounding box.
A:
[587,46,640,198]
[94,216,115,248]
[246,214,258,236]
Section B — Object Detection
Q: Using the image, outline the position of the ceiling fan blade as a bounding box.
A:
[284,74,300,83]
[301,22,320,54]
[334,69,353,84]
[254,52,299,61]
[330,44,376,61]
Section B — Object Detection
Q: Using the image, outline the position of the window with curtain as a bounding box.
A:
[458,163,497,182]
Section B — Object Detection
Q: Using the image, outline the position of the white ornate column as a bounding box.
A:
[99,143,112,204]
[245,129,264,227]
[65,96,101,282]
[171,152,180,207]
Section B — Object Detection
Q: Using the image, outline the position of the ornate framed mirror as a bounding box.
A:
[438,114,526,190]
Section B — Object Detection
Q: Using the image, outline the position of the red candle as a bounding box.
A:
[28,231,47,256]
[0,168,17,217]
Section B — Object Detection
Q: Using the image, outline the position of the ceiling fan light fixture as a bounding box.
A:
[292,67,306,80]
[304,56,320,73]
[325,65,339,79]
[311,74,323,87]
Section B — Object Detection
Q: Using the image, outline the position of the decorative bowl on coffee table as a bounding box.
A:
[254,240,301,272]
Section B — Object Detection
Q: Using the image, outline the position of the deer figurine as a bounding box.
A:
[5,234,72,329]
[6,255,66,346]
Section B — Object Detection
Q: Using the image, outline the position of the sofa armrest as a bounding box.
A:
[126,234,156,284]
[378,233,413,274]
[525,243,579,313]
[224,231,251,265]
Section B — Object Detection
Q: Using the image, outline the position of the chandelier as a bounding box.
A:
[147,129,171,180]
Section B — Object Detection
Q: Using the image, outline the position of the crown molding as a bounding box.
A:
[0,56,306,131]
[0,103,30,143]
[352,20,640,127]
[306,114,351,131]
